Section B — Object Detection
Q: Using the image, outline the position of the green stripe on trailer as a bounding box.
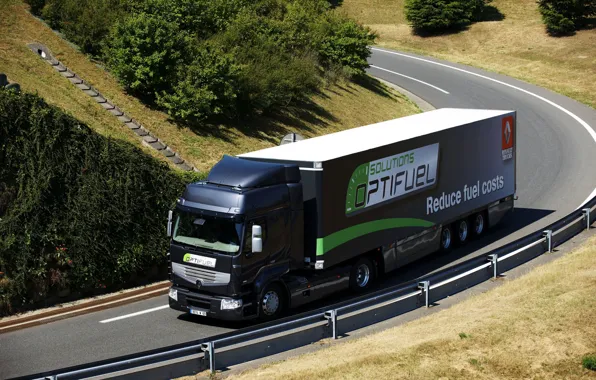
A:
[315,218,434,256]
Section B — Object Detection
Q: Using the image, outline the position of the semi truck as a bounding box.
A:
[167,108,517,321]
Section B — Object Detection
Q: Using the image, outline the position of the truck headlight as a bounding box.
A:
[220,298,243,310]
[169,288,178,301]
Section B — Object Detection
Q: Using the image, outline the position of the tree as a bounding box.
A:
[104,12,190,98]
[537,0,596,35]
[156,46,241,123]
[317,14,377,77]
[404,0,492,34]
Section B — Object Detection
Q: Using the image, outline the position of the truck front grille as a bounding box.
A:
[172,262,230,286]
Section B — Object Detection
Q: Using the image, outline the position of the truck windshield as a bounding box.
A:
[172,212,242,254]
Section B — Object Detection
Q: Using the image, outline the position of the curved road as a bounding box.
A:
[2,48,595,379]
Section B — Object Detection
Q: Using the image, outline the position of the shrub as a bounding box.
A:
[0,88,198,315]
[104,12,191,98]
[40,0,126,56]
[317,13,376,77]
[132,0,248,39]
[584,355,596,371]
[537,0,596,35]
[405,0,492,33]
[24,0,46,15]
[219,10,321,115]
[156,45,241,123]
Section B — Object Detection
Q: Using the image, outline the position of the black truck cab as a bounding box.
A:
[168,156,306,320]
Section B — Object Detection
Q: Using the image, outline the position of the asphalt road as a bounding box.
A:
[2,47,595,380]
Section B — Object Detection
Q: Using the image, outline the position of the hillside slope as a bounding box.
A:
[0,0,420,173]
[340,0,596,109]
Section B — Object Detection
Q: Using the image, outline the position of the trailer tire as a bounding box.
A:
[440,225,453,251]
[472,212,486,236]
[258,283,286,321]
[350,257,375,291]
[456,219,469,244]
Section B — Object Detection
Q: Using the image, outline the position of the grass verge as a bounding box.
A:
[340,0,596,109]
[217,235,596,379]
[1,0,420,173]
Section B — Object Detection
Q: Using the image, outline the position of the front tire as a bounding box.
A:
[258,283,285,321]
[349,257,375,291]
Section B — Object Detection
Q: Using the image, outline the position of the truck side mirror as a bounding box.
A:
[167,210,173,237]
[251,225,262,253]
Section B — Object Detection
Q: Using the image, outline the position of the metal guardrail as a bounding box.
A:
[23,197,596,380]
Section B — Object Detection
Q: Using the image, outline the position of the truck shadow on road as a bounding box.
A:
[176,207,553,330]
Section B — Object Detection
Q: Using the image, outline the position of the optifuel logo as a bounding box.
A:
[502,116,514,161]
[345,143,439,215]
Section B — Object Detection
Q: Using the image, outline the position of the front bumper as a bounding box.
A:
[168,285,258,321]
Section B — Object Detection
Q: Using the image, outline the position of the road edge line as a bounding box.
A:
[0,282,170,334]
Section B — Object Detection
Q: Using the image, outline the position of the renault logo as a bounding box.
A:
[196,279,202,289]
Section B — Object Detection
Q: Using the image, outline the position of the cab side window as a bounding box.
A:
[244,218,267,254]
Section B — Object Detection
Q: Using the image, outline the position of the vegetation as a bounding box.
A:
[221,236,596,380]
[0,88,203,315]
[537,0,596,35]
[404,0,492,34]
[583,355,596,371]
[25,0,377,125]
[339,0,596,109]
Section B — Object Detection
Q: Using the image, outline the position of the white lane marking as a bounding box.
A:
[370,64,450,94]
[100,305,169,323]
[0,286,168,332]
[371,47,596,209]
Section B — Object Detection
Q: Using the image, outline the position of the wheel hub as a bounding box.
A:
[475,215,484,234]
[262,291,280,315]
[442,228,451,248]
[459,221,468,241]
[356,264,370,287]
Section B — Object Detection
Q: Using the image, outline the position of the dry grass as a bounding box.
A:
[225,236,596,380]
[341,0,596,109]
[0,0,419,173]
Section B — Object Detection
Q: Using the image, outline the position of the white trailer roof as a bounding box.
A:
[238,108,512,163]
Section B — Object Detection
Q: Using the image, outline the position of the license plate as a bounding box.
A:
[190,308,207,317]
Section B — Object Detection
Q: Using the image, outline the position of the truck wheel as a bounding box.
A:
[259,283,285,321]
[350,257,375,291]
[440,225,453,251]
[473,212,486,236]
[457,219,469,244]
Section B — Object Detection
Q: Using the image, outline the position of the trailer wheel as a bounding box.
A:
[350,257,375,291]
[457,219,469,244]
[473,212,486,236]
[258,283,285,321]
[440,225,453,251]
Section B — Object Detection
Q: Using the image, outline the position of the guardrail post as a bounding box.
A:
[200,342,215,374]
[324,310,338,339]
[418,281,430,308]
[488,254,499,279]
[543,230,553,252]
[583,208,591,231]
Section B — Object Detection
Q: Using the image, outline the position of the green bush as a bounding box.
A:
[0,88,200,315]
[537,0,596,35]
[104,12,191,98]
[218,10,321,115]
[317,13,376,77]
[584,355,596,371]
[405,0,491,33]
[40,0,126,56]
[24,0,46,15]
[156,45,241,123]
